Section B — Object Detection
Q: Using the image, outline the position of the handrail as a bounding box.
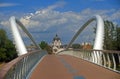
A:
[58,49,120,73]
[0,50,47,79]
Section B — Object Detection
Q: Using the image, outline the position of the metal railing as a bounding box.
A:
[58,49,120,73]
[0,50,47,79]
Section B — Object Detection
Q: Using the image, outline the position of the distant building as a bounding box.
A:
[52,34,62,53]
[82,42,92,49]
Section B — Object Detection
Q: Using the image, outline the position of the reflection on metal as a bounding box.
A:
[9,16,40,56]
[59,49,120,73]
[0,50,47,79]
[112,53,116,70]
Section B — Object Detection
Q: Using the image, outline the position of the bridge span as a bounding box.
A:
[30,54,120,79]
[0,49,120,79]
[0,15,120,79]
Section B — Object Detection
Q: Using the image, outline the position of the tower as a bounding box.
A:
[52,34,62,53]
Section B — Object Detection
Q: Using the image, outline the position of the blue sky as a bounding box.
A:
[0,0,120,12]
[0,0,120,45]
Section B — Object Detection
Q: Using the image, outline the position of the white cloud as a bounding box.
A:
[110,10,120,20]
[35,1,65,15]
[0,2,120,44]
[0,3,20,7]
[0,21,9,27]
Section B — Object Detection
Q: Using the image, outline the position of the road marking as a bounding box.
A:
[58,56,78,74]
[58,56,86,79]
[73,76,85,79]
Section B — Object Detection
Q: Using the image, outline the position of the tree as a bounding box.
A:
[115,27,120,50]
[39,41,48,49]
[0,29,17,62]
[103,20,120,50]
[103,20,116,50]
[94,20,119,50]
[39,41,52,54]
[72,43,81,49]
[93,22,120,69]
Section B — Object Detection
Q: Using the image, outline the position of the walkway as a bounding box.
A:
[30,55,120,79]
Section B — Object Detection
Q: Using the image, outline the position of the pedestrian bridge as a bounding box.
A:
[0,15,120,79]
[0,50,120,79]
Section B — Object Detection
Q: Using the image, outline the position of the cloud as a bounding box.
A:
[35,1,65,15]
[0,21,9,27]
[0,3,20,7]
[0,2,120,44]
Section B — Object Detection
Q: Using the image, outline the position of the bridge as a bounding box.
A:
[0,15,120,79]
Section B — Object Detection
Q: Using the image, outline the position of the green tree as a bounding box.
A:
[0,29,17,62]
[39,41,52,54]
[94,20,119,50]
[115,27,120,50]
[39,41,48,49]
[72,43,81,49]
[103,20,116,50]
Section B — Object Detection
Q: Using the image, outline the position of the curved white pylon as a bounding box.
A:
[92,15,104,64]
[9,16,40,56]
[66,15,104,63]
[9,16,27,56]
[66,15,104,50]
[93,15,104,50]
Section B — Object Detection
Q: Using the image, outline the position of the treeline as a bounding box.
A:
[103,20,120,50]
[94,20,120,50]
[39,41,52,54]
[0,29,18,62]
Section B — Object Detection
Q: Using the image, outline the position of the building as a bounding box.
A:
[52,34,62,53]
[82,42,92,49]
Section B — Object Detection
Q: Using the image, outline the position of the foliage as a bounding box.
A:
[39,41,52,54]
[115,27,120,50]
[0,29,18,62]
[94,20,120,50]
[103,20,120,50]
[72,43,81,49]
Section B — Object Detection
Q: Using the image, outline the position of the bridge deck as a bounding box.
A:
[30,55,120,79]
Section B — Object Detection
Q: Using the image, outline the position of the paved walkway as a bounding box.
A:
[30,55,120,79]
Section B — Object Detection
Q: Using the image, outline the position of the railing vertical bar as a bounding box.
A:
[102,53,106,67]
[118,53,120,64]
[107,53,111,68]
[112,53,116,70]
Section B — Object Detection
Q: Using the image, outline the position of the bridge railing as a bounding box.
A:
[0,50,47,79]
[58,49,120,73]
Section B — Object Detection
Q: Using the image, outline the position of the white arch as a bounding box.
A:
[93,15,104,50]
[66,15,104,63]
[66,15,104,50]
[9,16,40,56]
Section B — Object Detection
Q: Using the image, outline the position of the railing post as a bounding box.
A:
[112,53,116,70]
[107,53,111,68]
[102,53,106,67]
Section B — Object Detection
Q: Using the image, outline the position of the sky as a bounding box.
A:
[0,0,120,45]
